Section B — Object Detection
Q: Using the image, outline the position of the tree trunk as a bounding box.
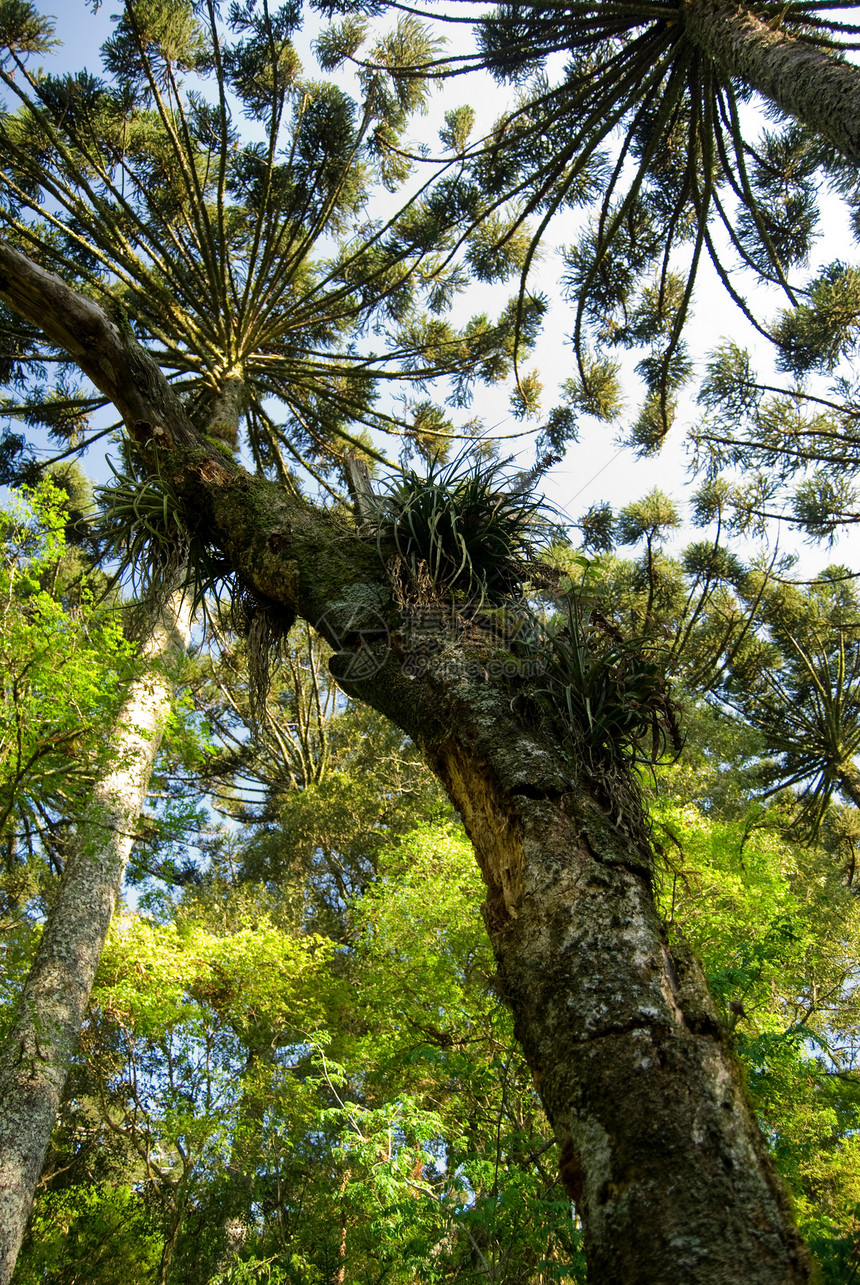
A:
[0,590,192,1285]
[682,0,860,164]
[334,1168,350,1285]
[208,372,245,449]
[416,679,811,1283]
[157,1166,192,1285]
[206,1043,274,1283]
[837,759,860,813]
[0,241,814,1282]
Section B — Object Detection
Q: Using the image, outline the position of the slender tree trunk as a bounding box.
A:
[206,1042,274,1283]
[0,590,191,1285]
[0,242,815,1282]
[157,1166,192,1285]
[682,0,860,164]
[334,1168,350,1285]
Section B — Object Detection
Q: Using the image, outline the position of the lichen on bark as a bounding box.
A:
[0,240,815,1284]
[0,590,192,1285]
[682,0,860,164]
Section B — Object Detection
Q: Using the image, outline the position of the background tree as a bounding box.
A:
[185,619,448,926]
[0,565,192,1285]
[721,569,860,830]
[692,341,860,540]
[0,0,534,482]
[0,0,538,1272]
[567,491,860,833]
[331,0,860,522]
[2,0,859,1278]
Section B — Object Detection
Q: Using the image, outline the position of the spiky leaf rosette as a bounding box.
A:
[536,594,683,768]
[720,570,860,833]
[373,450,558,602]
[95,440,235,626]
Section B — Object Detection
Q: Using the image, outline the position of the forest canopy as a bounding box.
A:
[0,1,860,1283]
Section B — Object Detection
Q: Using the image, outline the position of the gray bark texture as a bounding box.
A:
[0,590,191,1285]
[683,0,860,164]
[0,241,815,1281]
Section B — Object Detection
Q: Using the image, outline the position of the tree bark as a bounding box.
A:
[682,0,860,164]
[0,590,192,1285]
[421,682,810,1283]
[0,241,814,1282]
[334,1167,350,1285]
[208,372,245,449]
[836,759,860,813]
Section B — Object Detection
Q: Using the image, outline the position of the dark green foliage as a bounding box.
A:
[187,623,451,927]
[693,343,860,537]
[736,125,820,274]
[535,593,683,771]
[560,353,623,425]
[0,0,57,57]
[723,571,860,832]
[559,484,776,702]
[791,472,859,544]
[578,501,614,555]
[0,431,34,485]
[560,502,860,833]
[776,263,860,376]
[373,451,558,602]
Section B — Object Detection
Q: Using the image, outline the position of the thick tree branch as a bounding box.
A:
[0,242,199,452]
[683,0,860,163]
[0,239,814,1283]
